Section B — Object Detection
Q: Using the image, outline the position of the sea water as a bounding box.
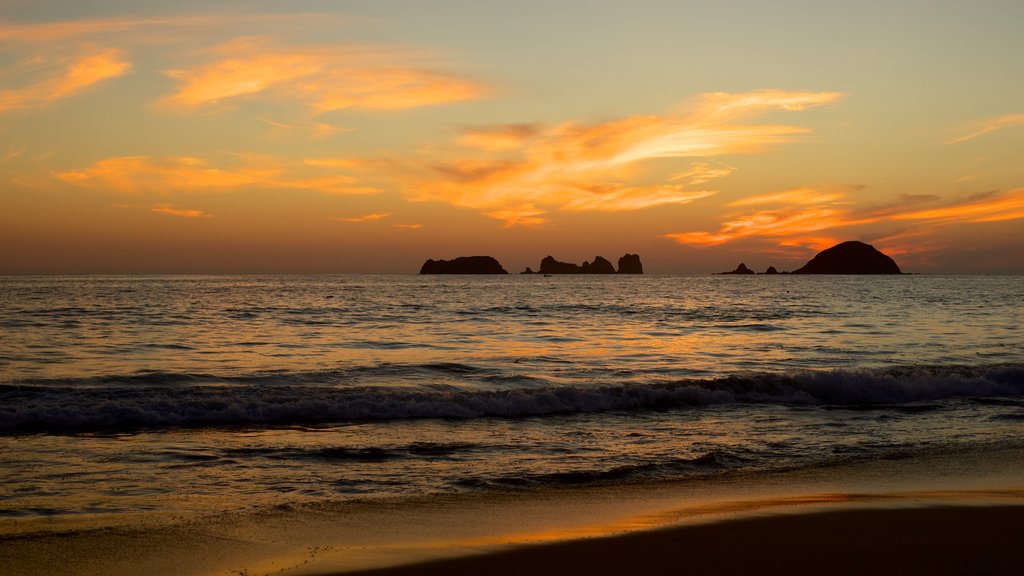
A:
[1,274,1022,532]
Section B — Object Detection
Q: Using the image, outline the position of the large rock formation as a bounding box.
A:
[720,263,755,274]
[618,254,643,274]
[792,241,902,274]
[420,256,508,274]
[534,254,644,274]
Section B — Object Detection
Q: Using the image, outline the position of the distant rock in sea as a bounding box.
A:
[539,256,582,274]
[764,266,779,275]
[792,241,902,274]
[618,254,643,274]
[532,254,644,274]
[720,263,755,274]
[581,256,616,274]
[420,256,508,274]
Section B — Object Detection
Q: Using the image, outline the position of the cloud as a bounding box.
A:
[411,90,842,226]
[56,155,380,195]
[0,13,340,44]
[0,48,130,113]
[257,117,346,138]
[333,212,392,222]
[160,37,489,113]
[889,189,1024,223]
[664,186,1024,249]
[947,114,1024,144]
[151,204,210,218]
[393,223,422,230]
[456,124,540,151]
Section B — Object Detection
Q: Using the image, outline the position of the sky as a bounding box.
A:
[1,0,1022,274]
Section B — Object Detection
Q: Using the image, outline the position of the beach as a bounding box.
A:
[341,505,1024,576]
[3,445,1023,576]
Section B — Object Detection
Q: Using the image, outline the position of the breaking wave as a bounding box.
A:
[2,364,1022,434]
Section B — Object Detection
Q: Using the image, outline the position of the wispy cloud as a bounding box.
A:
[151,204,210,218]
[393,223,422,230]
[0,48,130,113]
[56,155,380,195]
[947,114,1024,144]
[160,36,489,113]
[2,147,25,162]
[411,90,842,226]
[333,212,392,222]
[664,186,1024,249]
[257,117,345,138]
[0,13,342,44]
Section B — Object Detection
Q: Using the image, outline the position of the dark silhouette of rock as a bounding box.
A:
[618,254,643,274]
[521,267,534,274]
[539,256,582,274]
[420,256,508,274]
[792,241,902,274]
[581,256,616,274]
[536,254,644,274]
[764,266,779,275]
[720,263,755,274]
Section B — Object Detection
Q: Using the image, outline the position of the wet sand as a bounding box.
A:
[3,447,1023,576]
[338,504,1024,576]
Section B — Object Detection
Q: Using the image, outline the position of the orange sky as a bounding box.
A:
[2,1,1022,273]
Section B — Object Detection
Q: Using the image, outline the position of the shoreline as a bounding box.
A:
[334,503,1024,576]
[3,446,1023,576]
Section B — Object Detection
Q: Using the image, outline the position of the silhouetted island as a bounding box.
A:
[523,254,644,274]
[717,241,902,276]
[419,256,508,274]
[793,241,902,274]
[719,263,755,274]
[618,254,644,274]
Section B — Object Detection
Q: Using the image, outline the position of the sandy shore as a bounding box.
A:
[336,504,1024,576]
[3,447,1023,576]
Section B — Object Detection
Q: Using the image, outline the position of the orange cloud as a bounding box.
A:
[947,114,1024,144]
[664,187,1024,248]
[333,213,392,222]
[56,155,380,195]
[161,37,488,113]
[0,48,130,113]
[393,223,423,230]
[412,90,842,226]
[151,204,210,218]
[890,189,1024,223]
[456,124,540,151]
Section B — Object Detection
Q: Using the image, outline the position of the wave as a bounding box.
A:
[1,363,1022,434]
[453,451,746,489]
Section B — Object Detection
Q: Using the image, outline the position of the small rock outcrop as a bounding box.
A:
[581,256,616,274]
[420,256,508,274]
[720,263,755,274]
[618,254,643,274]
[792,241,902,274]
[534,254,644,274]
[764,266,779,275]
[539,256,582,274]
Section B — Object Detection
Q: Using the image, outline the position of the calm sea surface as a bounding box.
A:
[1,275,1022,531]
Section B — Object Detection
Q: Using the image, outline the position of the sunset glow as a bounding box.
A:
[2,1,1022,273]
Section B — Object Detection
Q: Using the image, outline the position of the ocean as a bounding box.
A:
[2,274,1023,536]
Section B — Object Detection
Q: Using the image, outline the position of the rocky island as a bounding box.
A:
[523,254,644,274]
[792,241,902,274]
[419,256,508,274]
[719,241,902,275]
